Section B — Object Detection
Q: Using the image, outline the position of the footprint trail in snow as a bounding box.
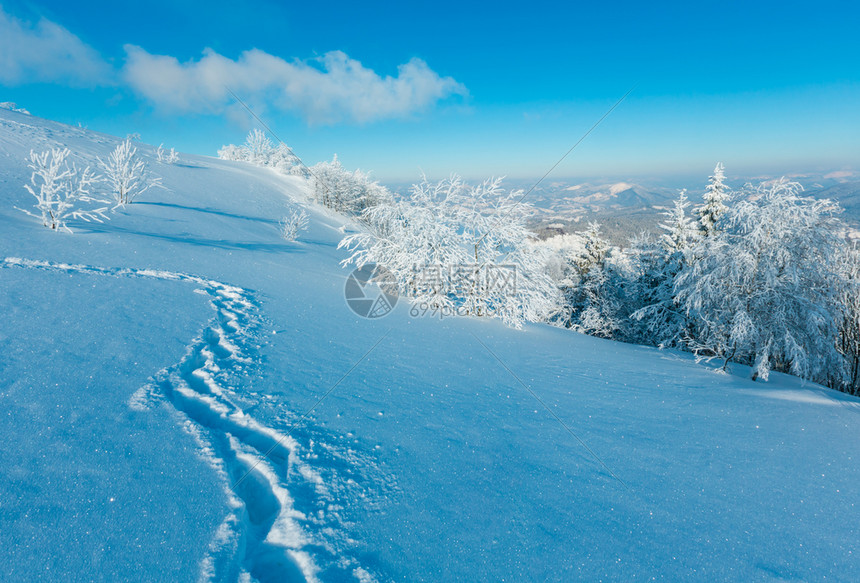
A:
[2,257,387,583]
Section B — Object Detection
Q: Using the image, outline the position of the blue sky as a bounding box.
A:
[1,0,857,183]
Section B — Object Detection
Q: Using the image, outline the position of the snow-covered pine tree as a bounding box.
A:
[553,222,625,337]
[577,222,608,273]
[627,234,688,347]
[576,257,625,338]
[660,189,698,251]
[623,190,699,346]
[836,246,860,394]
[695,162,730,236]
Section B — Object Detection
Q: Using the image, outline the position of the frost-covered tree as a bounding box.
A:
[342,176,467,309]
[537,233,587,290]
[309,155,392,215]
[660,189,698,251]
[244,129,273,165]
[479,164,856,392]
[309,154,346,210]
[454,177,561,325]
[280,209,309,242]
[340,175,560,327]
[98,139,161,205]
[677,179,846,382]
[695,162,730,236]
[17,148,109,233]
[270,144,306,176]
[217,143,245,161]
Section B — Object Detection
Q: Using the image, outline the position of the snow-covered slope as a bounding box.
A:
[1,108,859,582]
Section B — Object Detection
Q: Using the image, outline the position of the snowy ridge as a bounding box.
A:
[1,257,377,583]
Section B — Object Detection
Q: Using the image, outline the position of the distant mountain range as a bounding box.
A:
[510,173,860,244]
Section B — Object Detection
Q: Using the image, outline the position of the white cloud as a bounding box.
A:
[0,7,466,125]
[122,46,467,124]
[0,7,111,86]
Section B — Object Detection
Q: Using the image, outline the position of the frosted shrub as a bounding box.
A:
[99,139,161,205]
[18,148,109,233]
[156,144,180,164]
[280,209,309,242]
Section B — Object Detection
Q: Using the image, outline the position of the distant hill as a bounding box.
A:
[521,175,860,245]
[807,181,860,213]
